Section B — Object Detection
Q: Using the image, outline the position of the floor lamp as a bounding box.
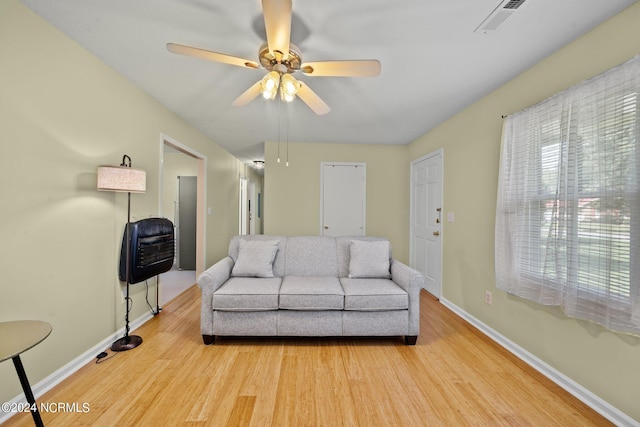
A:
[97,155,146,351]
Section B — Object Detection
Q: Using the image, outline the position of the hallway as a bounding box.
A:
[159,264,196,304]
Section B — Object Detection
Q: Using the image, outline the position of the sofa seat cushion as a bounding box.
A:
[279,276,344,310]
[213,277,282,311]
[340,278,408,311]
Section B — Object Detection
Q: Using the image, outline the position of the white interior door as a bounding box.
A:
[410,151,443,297]
[321,163,366,237]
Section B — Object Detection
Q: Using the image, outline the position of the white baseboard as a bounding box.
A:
[439,297,638,427]
[0,311,154,425]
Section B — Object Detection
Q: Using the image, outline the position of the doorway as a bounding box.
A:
[239,176,261,236]
[410,150,443,298]
[239,177,248,235]
[320,162,366,237]
[159,134,207,304]
[176,175,197,270]
[248,181,257,235]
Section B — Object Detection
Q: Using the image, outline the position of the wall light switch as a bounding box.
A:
[447,212,455,222]
[207,207,213,215]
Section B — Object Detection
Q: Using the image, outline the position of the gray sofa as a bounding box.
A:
[197,235,424,345]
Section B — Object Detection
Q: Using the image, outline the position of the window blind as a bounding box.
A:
[495,55,640,335]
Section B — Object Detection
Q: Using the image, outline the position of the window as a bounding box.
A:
[495,55,640,335]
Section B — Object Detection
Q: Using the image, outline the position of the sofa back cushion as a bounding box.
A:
[336,236,392,278]
[228,235,287,277]
[227,235,392,279]
[284,236,338,276]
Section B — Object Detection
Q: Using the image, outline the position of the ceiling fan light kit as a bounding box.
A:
[167,0,381,115]
[261,71,281,100]
[279,73,301,102]
[258,69,301,102]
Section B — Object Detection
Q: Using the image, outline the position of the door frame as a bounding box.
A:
[239,176,248,235]
[320,162,366,236]
[159,133,207,276]
[248,181,256,235]
[410,148,443,297]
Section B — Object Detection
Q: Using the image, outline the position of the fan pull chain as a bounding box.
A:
[277,98,282,163]
[285,102,290,167]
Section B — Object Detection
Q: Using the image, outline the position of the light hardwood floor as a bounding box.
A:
[6,286,611,426]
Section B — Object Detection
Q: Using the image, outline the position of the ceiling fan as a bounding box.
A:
[166,0,381,115]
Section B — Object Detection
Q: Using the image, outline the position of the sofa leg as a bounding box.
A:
[404,336,417,345]
[202,335,216,345]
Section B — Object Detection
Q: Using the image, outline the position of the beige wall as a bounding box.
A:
[0,0,244,405]
[409,3,640,421]
[264,141,409,263]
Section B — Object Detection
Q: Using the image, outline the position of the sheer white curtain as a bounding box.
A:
[495,55,640,335]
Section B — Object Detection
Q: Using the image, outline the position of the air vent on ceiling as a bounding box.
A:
[474,0,527,33]
[503,0,526,9]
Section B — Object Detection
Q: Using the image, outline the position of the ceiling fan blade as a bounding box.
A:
[262,0,291,58]
[232,80,263,106]
[300,60,381,77]
[167,43,259,69]
[296,83,331,115]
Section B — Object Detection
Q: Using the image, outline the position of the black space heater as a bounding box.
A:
[119,218,175,284]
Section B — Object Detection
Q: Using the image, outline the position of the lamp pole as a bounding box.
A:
[110,155,143,351]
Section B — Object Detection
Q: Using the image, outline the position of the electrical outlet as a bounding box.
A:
[485,290,493,305]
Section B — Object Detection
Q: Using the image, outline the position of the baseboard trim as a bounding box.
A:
[439,297,637,427]
[0,311,154,425]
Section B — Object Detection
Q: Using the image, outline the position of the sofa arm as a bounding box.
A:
[390,260,425,337]
[197,256,234,336]
[197,256,234,294]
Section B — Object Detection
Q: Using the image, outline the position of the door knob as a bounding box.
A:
[324,226,329,229]
[433,231,440,236]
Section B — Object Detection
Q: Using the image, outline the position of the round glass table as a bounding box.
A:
[0,320,52,427]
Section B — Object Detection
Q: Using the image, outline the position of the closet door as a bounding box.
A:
[320,163,366,237]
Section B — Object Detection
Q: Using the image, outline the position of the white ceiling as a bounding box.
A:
[19,0,637,165]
